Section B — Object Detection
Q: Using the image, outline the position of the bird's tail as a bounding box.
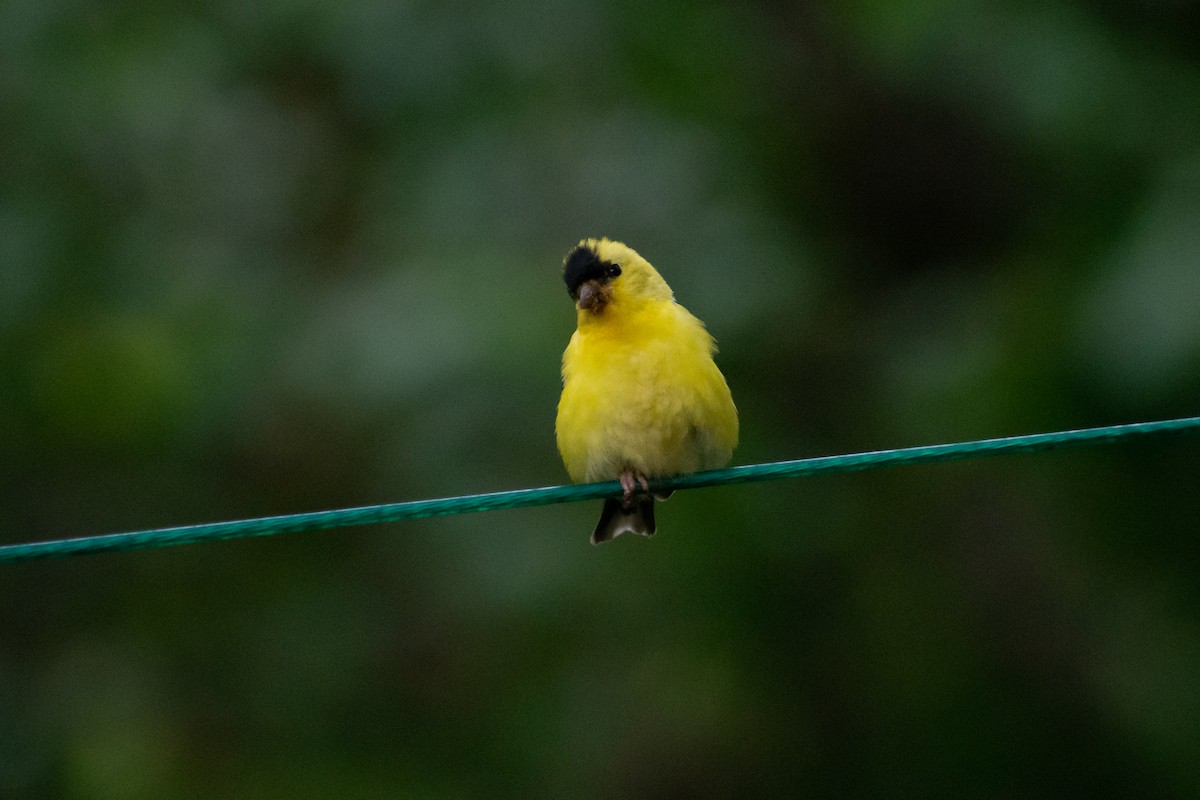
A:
[591,498,656,544]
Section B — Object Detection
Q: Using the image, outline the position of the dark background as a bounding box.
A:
[2,1,1199,797]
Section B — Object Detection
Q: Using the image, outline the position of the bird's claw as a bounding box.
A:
[619,470,651,509]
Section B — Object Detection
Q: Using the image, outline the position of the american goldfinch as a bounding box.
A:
[556,238,738,544]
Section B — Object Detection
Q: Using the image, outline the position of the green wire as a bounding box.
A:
[2,416,1198,564]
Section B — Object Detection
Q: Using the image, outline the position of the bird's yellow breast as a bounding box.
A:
[556,297,738,484]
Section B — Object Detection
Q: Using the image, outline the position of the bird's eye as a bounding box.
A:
[607,265,622,278]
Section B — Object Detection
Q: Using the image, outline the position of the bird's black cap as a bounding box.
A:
[563,243,616,300]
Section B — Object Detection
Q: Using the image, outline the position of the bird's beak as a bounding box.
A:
[577,279,607,311]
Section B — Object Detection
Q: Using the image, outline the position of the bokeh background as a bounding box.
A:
[3,1,1200,797]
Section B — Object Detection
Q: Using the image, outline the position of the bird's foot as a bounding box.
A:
[619,470,651,509]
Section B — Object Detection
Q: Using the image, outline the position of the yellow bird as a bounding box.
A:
[555,238,738,543]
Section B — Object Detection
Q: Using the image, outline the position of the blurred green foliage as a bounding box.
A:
[2,0,1199,797]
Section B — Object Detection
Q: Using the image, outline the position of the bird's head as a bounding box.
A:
[563,238,673,317]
